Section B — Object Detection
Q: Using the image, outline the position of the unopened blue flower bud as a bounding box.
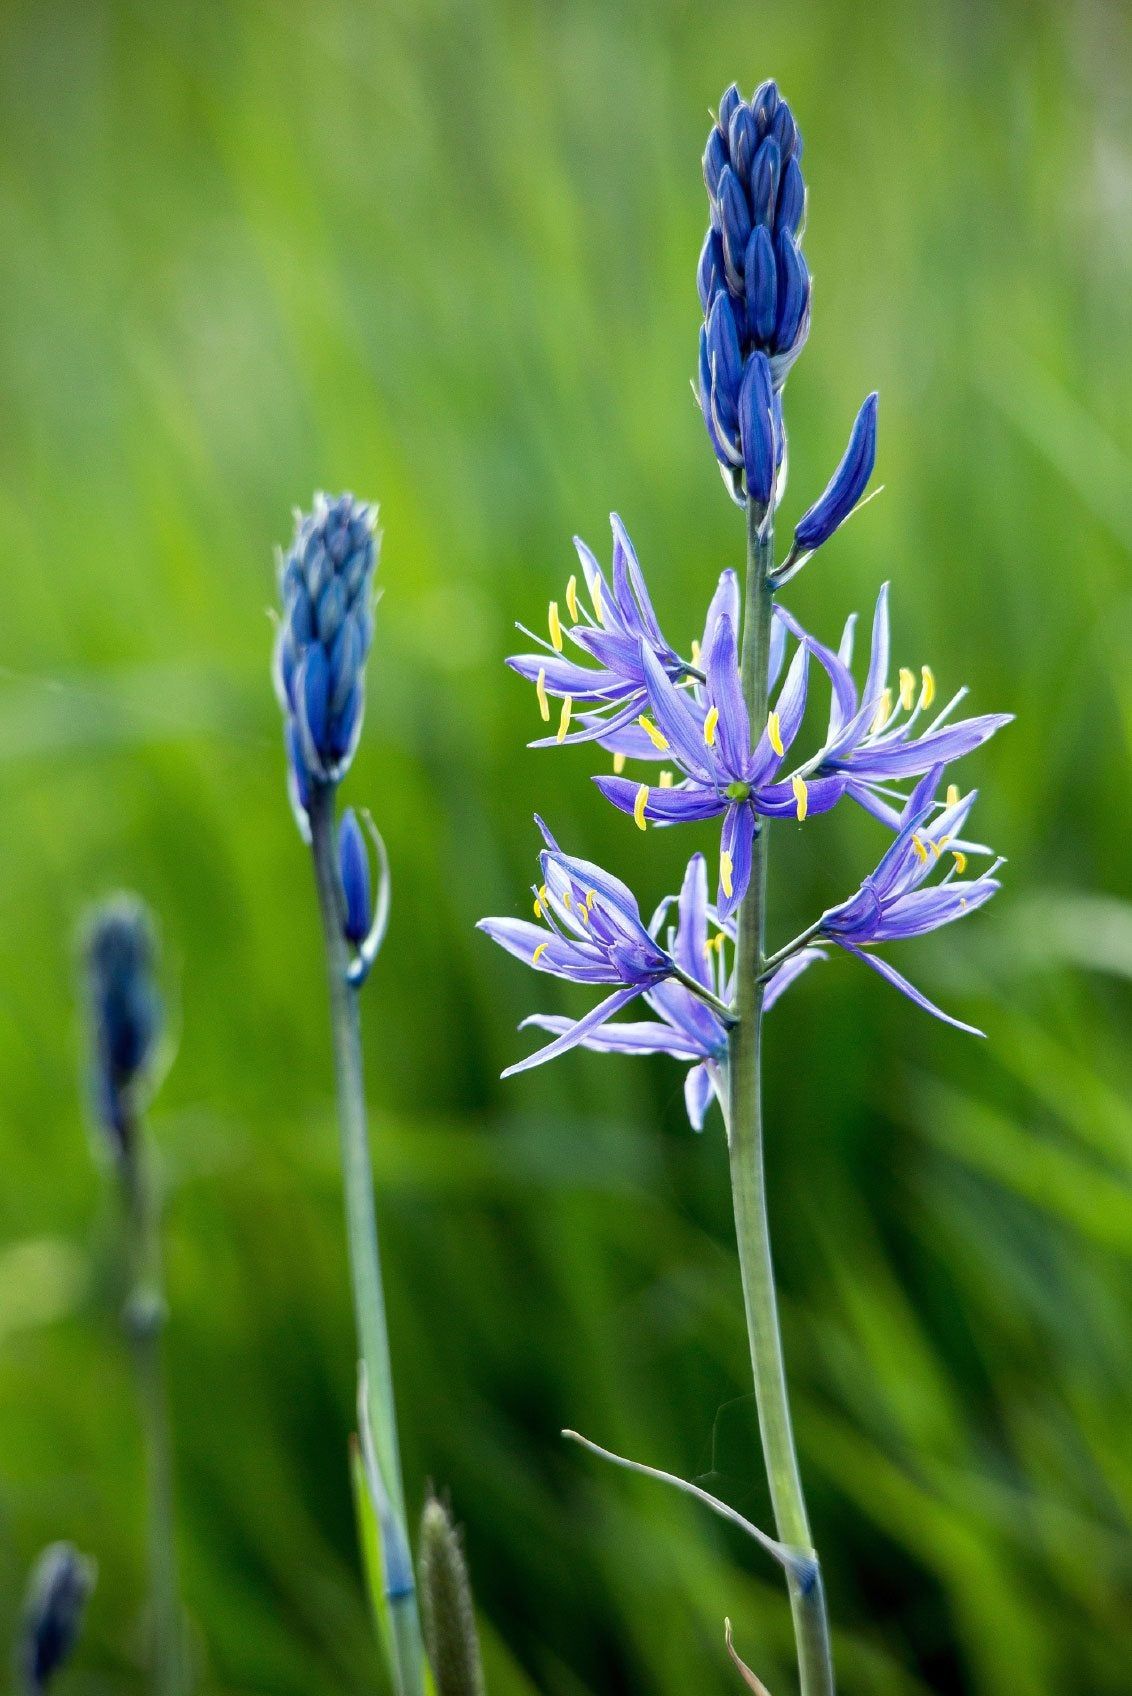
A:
[751,79,779,138]
[338,807,372,945]
[697,230,723,312]
[717,166,751,290]
[749,137,781,229]
[273,493,379,808]
[739,353,776,506]
[703,127,728,198]
[794,392,878,552]
[718,82,742,133]
[83,896,162,1160]
[727,102,758,181]
[777,155,805,237]
[775,229,809,350]
[19,1544,95,1695]
[745,225,777,344]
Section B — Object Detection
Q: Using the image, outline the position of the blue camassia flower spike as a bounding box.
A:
[19,1544,96,1696]
[83,896,162,1161]
[781,583,1013,824]
[594,617,844,917]
[699,80,809,502]
[519,852,824,1127]
[274,493,379,826]
[809,770,1003,1034]
[478,824,736,1076]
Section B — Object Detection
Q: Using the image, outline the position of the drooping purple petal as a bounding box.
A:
[754,774,846,817]
[674,852,711,987]
[500,986,647,1076]
[839,944,985,1037]
[719,801,756,917]
[684,1061,716,1131]
[519,1013,705,1060]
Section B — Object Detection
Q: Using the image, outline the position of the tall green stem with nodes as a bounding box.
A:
[725,500,835,1696]
[308,783,425,1696]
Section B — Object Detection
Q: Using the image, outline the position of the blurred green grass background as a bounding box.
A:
[1,0,1131,1691]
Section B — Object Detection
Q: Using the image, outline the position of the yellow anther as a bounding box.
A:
[556,696,573,743]
[536,667,550,723]
[585,889,597,911]
[592,576,604,626]
[577,905,589,925]
[548,600,563,652]
[720,851,734,899]
[659,769,674,788]
[920,664,936,708]
[792,774,809,821]
[638,714,670,752]
[704,705,720,747]
[933,834,951,858]
[870,688,893,733]
[533,942,548,965]
[952,849,968,875]
[562,888,572,909]
[539,884,548,905]
[633,784,649,830]
[899,667,916,712]
[612,751,626,775]
[690,637,702,665]
[533,898,542,919]
[565,574,579,621]
[959,896,969,909]
[911,834,929,863]
[946,783,960,808]
[767,711,784,757]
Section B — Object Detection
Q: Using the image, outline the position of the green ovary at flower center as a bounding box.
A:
[725,781,751,802]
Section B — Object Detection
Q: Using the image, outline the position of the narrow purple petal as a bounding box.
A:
[862,582,891,707]
[719,802,756,918]
[754,774,846,817]
[684,1062,716,1131]
[640,642,718,781]
[519,1013,704,1060]
[610,515,667,650]
[706,613,750,775]
[500,986,645,1076]
[594,775,727,824]
[675,852,711,987]
[839,944,985,1037]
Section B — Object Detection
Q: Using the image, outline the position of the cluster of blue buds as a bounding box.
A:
[19,1544,95,1696]
[698,81,809,503]
[83,896,162,1160]
[274,493,379,814]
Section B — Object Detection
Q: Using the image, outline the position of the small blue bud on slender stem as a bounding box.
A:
[19,1544,95,1696]
[338,807,373,944]
[80,897,185,1696]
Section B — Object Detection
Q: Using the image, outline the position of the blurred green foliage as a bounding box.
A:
[1,1,1131,1692]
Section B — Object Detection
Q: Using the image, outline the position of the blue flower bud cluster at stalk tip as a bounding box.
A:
[83,896,162,1160]
[698,80,810,503]
[19,1544,95,1696]
[274,493,379,815]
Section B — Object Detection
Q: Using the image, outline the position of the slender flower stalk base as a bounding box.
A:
[308,784,425,1696]
[120,1133,185,1696]
[725,503,835,1696]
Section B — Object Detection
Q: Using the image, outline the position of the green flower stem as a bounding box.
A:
[725,500,835,1696]
[120,1135,185,1696]
[308,784,425,1696]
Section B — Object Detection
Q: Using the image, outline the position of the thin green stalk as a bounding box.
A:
[725,501,835,1696]
[308,784,425,1696]
[120,1136,184,1696]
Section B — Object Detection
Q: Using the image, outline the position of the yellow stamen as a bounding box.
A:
[633,784,649,830]
[539,884,548,905]
[690,637,702,666]
[946,782,960,808]
[767,711,783,756]
[658,769,673,788]
[562,889,572,909]
[720,851,734,899]
[577,905,589,925]
[933,834,951,858]
[911,834,929,863]
[704,705,720,746]
[548,600,563,652]
[533,942,548,964]
[899,667,916,711]
[612,751,626,775]
[920,664,936,708]
[585,889,597,911]
[870,687,892,733]
[565,574,579,621]
[638,714,670,752]
[952,849,968,874]
[536,667,550,722]
[556,696,573,743]
[592,576,604,626]
[533,898,542,918]
[792,774,809,821]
